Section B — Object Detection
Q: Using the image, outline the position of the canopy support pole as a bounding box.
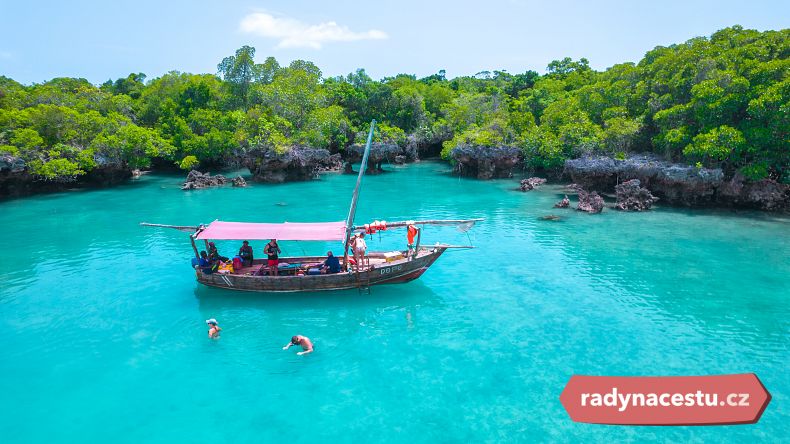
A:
[413,228,421,260]
[190,234,199,259]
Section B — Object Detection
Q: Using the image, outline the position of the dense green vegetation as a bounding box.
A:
[0,26,787,183]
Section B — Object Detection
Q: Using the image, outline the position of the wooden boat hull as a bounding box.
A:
[196,247,447,293]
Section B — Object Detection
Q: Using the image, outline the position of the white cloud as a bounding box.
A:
[240,12,387,49]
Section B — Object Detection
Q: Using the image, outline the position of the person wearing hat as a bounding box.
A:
[238,240,254,267]
[206,319,221,339]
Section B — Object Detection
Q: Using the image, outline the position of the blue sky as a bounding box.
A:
[1,0,788,84]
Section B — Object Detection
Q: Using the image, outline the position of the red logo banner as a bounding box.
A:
[559,374,771,425]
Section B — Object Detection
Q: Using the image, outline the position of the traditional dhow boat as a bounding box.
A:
[142,121,480,293]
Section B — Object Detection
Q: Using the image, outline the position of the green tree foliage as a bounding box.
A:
[101,73,147,99]
[683,125,745,165]
[217,45,261,109]
[179,155,200,170]
[0,28,786,183]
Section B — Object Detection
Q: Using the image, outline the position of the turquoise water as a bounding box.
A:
[1,161,788,443]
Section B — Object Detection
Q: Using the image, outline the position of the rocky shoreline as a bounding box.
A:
[1,154,134,199]
[445,145,788,212]
[564,155,789,211]
[0,142,416,199]
[3,148,788,212]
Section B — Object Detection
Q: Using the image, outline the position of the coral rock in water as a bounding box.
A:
[520,177,547,191]
[615,179,659,211]
[576,190,604,213]
[181,170,227,190]
[231,176,247,187]
[554,195,570,208]
[563,183,584,193]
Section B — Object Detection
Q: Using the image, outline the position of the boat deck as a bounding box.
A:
[229,250,419,276]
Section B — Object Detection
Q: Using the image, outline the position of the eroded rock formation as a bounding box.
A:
[1,154,133,198]
[520,177,547,191]
[245,146,340,183]
[450,145,522,180]
[554,195,570,208]
[182,170,227,190]
[576,190,604,213]
[614,179,659,211]
[564,155,789,211]
[231,176,247,187]
[717,173,790,211]
[345,143,414,173]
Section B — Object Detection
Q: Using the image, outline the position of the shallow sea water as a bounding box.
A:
[1,161,788,443]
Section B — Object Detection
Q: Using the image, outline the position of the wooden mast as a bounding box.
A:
[343,119,376,270]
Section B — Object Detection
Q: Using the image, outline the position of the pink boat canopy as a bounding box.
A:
[196,221,347,241]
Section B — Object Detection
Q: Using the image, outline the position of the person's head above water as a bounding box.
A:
[291,335,300,344]
[206,318,218,326]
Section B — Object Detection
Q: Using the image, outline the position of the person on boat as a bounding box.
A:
[264,239,281,276]
[238,240,254,267]
[320,251,341,274]
[206,318,221,339]
[351,233,367,272]
[407,224,420,258]
[207,242,228,263]
[283,335,313,355]
[197,250,213,274]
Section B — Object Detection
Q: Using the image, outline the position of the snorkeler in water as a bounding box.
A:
[282,335,313,355]
[206,318,221,339]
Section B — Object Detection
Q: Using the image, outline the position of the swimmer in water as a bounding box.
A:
[206,318,221,339]
[282,335,313,355]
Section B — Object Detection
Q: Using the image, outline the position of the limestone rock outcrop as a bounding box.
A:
[520,177,547,191]
[450,145,522,180]
[614,179,659,211]
[576,190,605,213]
